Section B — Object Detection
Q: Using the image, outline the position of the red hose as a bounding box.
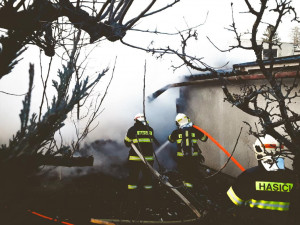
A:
[28,210,74,225]
[193,125,245,172]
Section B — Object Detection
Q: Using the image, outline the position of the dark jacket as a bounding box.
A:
[124,122,154,159]
[227,164,297,224]
[168,124,207,157]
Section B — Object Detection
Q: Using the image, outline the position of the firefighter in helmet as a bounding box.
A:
[168,113,208,188]
[124,113,155,191]
[227,134,297,225]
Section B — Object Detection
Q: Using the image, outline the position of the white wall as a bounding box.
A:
[240,39,296,58]
[181,79,296,177]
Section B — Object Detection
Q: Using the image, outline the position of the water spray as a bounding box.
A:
[155,141,170,155]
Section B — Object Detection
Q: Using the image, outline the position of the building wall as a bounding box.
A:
[241,39,295,58]
[272,42,295,57]
[180,79,296,177]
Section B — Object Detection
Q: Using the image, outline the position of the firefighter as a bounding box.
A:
[168,113,208,189]
[226,134,297,225]
[124,113,155,191]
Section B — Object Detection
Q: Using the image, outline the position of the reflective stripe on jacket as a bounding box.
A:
[227,186,291,211]
[227,166,295,212]
[129,155,154,161]
[168,125,207,157]
[124,122,154,158]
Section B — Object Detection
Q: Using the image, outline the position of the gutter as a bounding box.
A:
[148,71,298,101]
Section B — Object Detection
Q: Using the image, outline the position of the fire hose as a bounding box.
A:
[130,143,202,219]
[192,125,245,172]
[28,210,75,225]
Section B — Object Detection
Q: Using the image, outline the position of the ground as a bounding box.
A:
[1,138,299,225]
[0,163,237,225]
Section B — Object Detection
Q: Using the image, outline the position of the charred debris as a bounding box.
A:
[0,138,237,225]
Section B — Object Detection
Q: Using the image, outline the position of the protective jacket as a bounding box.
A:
[124,122,154,161]
[168,124,207,157]
[124,121,155,190]
[227,164,296,224]
[227,165,295,211]
[168,123,207,188]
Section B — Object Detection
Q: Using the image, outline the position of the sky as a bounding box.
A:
[1,0,300,147]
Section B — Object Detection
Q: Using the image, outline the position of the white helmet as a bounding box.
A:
[175,113,190,127]
[253,135,282,161]
[134,113,146,124]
